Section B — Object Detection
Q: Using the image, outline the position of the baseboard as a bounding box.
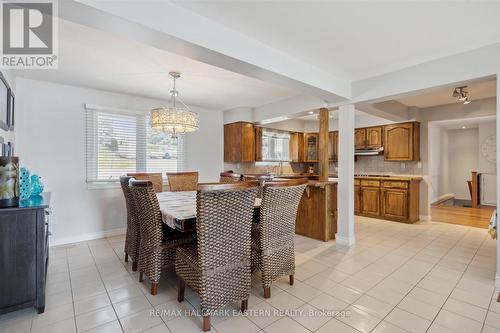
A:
[49,227,126,247]
[431,193,455,206]
[496,273,500,289]
[419,215,430,221]
[335,233,356,246]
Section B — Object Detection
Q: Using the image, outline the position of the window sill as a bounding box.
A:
[86,181,121,190]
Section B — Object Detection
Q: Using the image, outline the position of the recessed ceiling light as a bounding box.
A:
[308,111,314,115]
[462,126,466,129]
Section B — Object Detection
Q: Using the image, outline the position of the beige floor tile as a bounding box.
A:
[397,296,440,320]
[31,303,74,329]
[263,317,309,333]
[141,324,171,333]
[266,291,305,310]
[290,303,330,331]
[84,320,124,333]
[74,293,111,316]
[285,282,322,302]
[108,285,144,303]
[434,309,483,333]
[371,321,409,333]
[485,311,500,329]
[427,322,457,333]
[338,306,381,333]
[442,298,487,322]
[32,317,76,333]
[246,300,281,329]
[385,308,431,333]
[119,308,163,333]
[450,287,492,309]
[113,295,153,318]
[326,284,362,303]
[351,295,394,319]
[316,318,362,333]
[75,305,117,332]
[214,315,260,333]
[309,293,349,311]
[165,315,206,333]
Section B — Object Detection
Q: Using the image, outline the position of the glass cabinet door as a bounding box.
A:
[305,134,318,161]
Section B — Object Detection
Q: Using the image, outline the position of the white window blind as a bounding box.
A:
[261,128,290,162]
[85,104,186,184]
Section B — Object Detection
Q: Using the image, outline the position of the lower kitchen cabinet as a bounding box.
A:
[361,187,380,217]
[355,178,420,223]
[381,188,408,221]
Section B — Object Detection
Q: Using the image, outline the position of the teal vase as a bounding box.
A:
[30,175,44,196]
[20,167,31,200]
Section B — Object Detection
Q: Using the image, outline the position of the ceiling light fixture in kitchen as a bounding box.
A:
[150,72,199,137]
[452,86,472,105]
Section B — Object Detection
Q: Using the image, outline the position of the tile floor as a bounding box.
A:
[1,216,499,333]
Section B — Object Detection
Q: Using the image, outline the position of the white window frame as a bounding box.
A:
[84,104,186,189]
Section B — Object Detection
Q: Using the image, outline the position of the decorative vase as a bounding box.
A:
[0,157,19,207]
[30,174,44,196]
[19,167,31,200]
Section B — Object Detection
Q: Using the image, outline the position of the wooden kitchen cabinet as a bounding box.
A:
[384,122,420,161]
[355,128,366,149]
[365,126,383,148]
[381,188,408,221]
[224,122,255,162]
[305,133,319,162]
[360,179,381,217]
[355,177,420,223]
[328,131,338,161]
[290,132,305,162]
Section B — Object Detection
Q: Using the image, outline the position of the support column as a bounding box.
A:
[318,108,329,181]
[336,104,356,246]
[496,74,500,288]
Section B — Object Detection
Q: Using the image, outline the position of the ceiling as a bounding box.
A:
[14,20,299,110]
[174,1,500,81]
[434,116,495,130]
[396,79,497,108]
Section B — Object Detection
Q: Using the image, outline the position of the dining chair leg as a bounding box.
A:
[151,282,158,295]
[139,272,144,282]
[125,253,129,262]
[132,260,138,271]
[289,275,294,286]
[202,315,211,332]
[241,299,248,312]
[263,287,271,299]
[177,278,185,302]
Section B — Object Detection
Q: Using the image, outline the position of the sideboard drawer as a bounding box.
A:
[360,179,380,187]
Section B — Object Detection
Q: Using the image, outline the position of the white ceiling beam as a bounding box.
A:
[355,100,410,122]
[62,0,350,103]
[352,43,500,104]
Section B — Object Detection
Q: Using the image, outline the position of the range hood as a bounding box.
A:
[355,147,384,156]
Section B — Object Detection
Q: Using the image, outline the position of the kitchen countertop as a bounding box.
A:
[354,174,422,181]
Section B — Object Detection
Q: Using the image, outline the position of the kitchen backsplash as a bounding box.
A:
[225,155,421,176]
[350,155,421,175]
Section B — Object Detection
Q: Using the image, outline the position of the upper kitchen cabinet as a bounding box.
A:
[290,132,305,162]
[355,128,366,149]
[355,126,383,149]
[304,133,319,162]
[224,122,255,162]
[365,126,383,148]
[384,122,420,161]
[329,131,338,161]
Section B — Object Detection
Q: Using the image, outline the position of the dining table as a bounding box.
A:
[156,191,262,232]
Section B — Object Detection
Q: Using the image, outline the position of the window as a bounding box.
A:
[85,104,186,184]
[261,128,290,161]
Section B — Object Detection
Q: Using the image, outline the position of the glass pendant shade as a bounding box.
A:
[150,72,199,136]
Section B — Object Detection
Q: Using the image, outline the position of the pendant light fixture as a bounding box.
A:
[150,72,199,137]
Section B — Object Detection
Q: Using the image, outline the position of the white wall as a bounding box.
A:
[478,121,496,174]
[447,128,479,200]
[15,78,223,245]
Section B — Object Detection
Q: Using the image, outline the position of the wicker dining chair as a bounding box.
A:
[167,172,199,191]
[219,171,242,183]
[129,180,195,295]
[251,178,307,298]
[176,182,258,332]
[127,173,163,193]
[120,176,140,271]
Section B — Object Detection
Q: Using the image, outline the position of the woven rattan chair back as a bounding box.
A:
[219,172,242,183]
[167,172,199,191]
[257,178,307,295]
[129,180,164,251]
[120,176,140,268]
[196,182,258,312]
[127,173,163,193]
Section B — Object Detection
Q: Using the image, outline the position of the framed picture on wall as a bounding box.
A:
[0,72,9,131]
[8,90,14,131]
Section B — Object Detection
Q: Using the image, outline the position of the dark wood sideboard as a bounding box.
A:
[0,193,51,314]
